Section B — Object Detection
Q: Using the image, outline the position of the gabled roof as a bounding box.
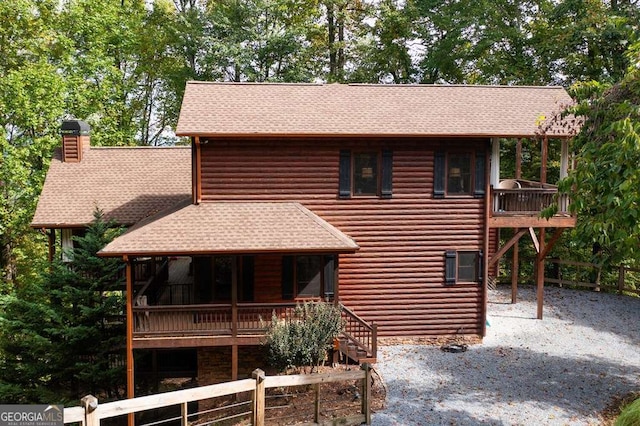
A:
[31,147,191,228]
[99,202,359,256]
[176,82,574,138]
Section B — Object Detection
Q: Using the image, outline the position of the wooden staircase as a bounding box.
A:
[336,304,377,364]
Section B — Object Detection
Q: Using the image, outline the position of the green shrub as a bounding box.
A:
[616,397,640,426]
[264,302,344,372]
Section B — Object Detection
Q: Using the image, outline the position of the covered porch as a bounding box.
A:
[99,201,373,401]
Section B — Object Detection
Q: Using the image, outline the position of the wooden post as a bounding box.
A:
[511,229,519,304]
[231,256,238,381]
[81,395,99,426]
[541,136,548,184]
[252,369,265,426]
[618,265,625,294]
[536,229,546,320]
[595,266,601,292]
[125,257,135,426]
[371,324,378,360]
[361,363,371,425]
[181,402,188,426]
[193,136,202,204]
[313,383,321,423]
[47,229,56,263]
[515,138,522,180]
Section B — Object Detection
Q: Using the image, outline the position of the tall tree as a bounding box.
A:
[0,210,125,403]
[556,41,640,268]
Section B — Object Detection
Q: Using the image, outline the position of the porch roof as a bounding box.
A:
[176,82,576,138]
[99,202,359,257]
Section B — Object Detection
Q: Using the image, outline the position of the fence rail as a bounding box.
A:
[544,259,640,295]
[64,365,371,426]
[491,188,570,215]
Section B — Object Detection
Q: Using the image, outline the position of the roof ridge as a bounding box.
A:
[186,80,567,90]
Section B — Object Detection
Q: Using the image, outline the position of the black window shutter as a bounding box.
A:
[381,149,393,198]
[323,255,336,300]
[282,256,294,300]
[474,151,486,198]
[339,150,351,198]
[445,250,456,285]
[434,151,445,198]
[478,250,484,283]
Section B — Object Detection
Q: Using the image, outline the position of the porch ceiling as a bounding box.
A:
[99,202,359,257]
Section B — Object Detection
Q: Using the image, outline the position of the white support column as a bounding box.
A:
[491,137,500,187]
[560,138,569,179]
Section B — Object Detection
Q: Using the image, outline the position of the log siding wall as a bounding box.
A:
[199,137,489,337]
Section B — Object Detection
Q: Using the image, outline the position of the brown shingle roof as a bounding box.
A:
[99,202,359,256]
[176,82,574,138]
[31,147,191,228]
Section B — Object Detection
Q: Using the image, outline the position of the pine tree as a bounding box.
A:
[0,209,125,403]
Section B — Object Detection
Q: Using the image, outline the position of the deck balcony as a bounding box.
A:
[488,179,576,228]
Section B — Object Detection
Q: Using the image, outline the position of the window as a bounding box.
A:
[339,150,393,198]
[457,252,479,282]
[447,153,472,195]
[353,152,379,195]
[445,250,482,284]
[282,255,336,300]
[296,256,322,297]
[434,151,486,198]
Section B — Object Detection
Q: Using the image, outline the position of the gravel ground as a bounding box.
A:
[372,285,640,425]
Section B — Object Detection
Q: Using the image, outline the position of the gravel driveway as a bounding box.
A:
[372,286,640,425]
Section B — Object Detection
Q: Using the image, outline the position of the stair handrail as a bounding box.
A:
[339,303,377,360]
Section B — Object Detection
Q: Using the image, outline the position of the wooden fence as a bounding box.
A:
[544,259,640,295]
[64,364,372,426]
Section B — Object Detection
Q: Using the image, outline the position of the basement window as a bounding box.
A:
[445,250,483,284]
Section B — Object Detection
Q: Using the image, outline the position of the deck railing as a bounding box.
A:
[133,303,298,336]
[492,187,570,215]
[134,302,378,361]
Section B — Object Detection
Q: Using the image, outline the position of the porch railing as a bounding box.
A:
[133,303,298,336]
[492,187,570,215]
[133,302,378,361]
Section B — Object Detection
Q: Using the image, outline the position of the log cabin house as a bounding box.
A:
[32,83,576,399]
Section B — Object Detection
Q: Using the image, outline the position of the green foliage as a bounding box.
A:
[558,48,640,268]
[616,397,640,426]
[264,302,344,372]
[0,210,125,403]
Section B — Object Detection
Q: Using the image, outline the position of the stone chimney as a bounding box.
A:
[61,120,91,162]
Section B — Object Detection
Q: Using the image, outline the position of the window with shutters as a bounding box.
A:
[445,250,482,284]
[447,153,472,194]
[353,152,378,195]
[434,151,486,198]
[339,149,393,198]
[282,255,337,300]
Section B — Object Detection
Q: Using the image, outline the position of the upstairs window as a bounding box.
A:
[353,152,379,196]
[339,149,393,198]
[434,151,486,198]
[447,153,472,195]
